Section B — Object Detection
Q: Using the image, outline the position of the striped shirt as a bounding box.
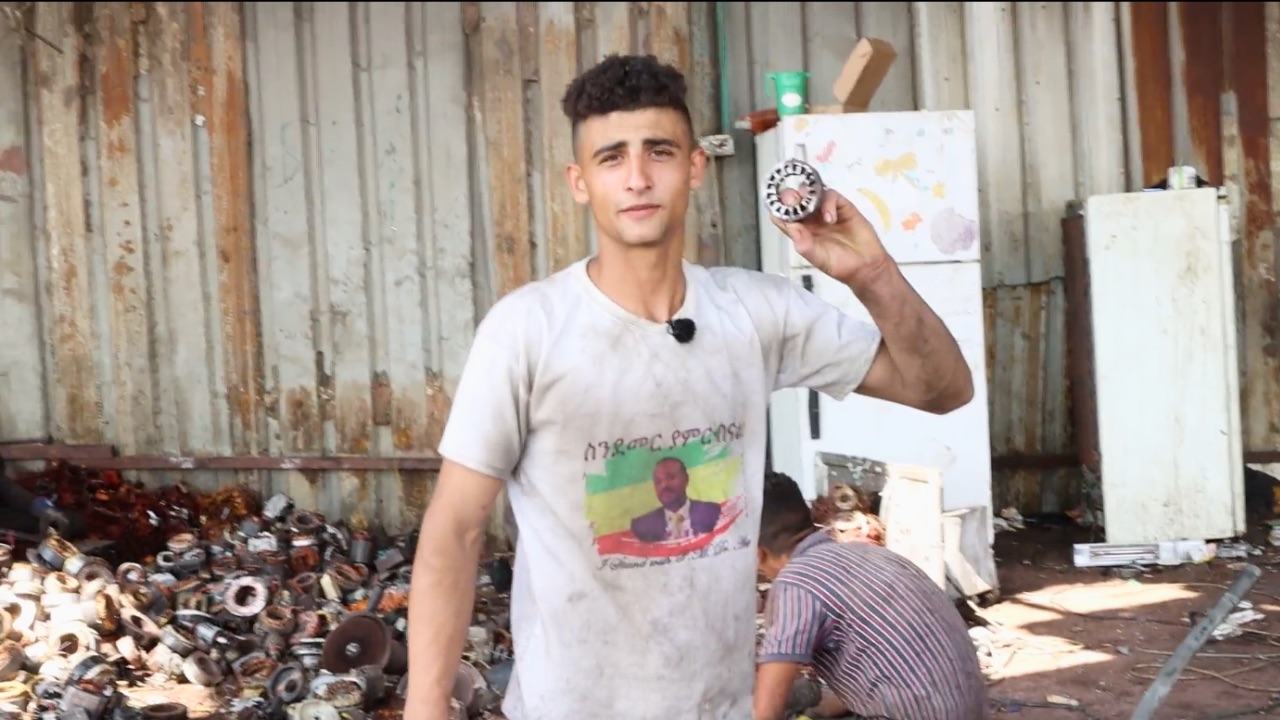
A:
[759,530,989,720]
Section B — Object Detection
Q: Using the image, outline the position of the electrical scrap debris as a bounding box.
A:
[0,464,514,720]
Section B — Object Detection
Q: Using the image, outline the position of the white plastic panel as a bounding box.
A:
[1084,188,1245,543]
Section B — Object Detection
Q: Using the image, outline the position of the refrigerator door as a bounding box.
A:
[1084,188,1244,543]
[768,110,982,268]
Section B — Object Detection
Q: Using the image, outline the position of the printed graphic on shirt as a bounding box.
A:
[582,422,749,569]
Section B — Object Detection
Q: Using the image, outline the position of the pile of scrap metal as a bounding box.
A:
[809,483,886,545]
[0,489,514,720]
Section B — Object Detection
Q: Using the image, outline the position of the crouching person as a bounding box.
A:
[753,472,990,720]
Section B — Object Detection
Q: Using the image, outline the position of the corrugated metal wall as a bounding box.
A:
[0,1,723,533]
[0,5,261,466]
[1,2,1277,529]
[724,1,1280,511]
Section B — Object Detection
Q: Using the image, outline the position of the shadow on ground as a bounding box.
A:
[980,523,1280,720]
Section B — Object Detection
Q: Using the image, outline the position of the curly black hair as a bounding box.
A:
[561,54,694,144]
[760,470,818,555]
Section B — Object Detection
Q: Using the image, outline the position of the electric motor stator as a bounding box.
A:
[763,158,824,223]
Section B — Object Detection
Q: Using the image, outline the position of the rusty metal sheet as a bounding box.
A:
[1125,3,1175,188]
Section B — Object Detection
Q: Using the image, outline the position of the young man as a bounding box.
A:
[404,54,974,720]
[755,472,990,720]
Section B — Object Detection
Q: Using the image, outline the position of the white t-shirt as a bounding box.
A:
[437,257,881,720]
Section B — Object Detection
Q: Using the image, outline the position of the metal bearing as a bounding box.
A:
[763,158,825,223]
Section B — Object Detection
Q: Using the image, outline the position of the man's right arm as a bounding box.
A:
[401,296,534,720]
[404,460,504,717]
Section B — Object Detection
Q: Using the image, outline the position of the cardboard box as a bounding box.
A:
[832,38,898,112]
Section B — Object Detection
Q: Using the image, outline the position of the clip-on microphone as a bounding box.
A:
[667,318,697,344]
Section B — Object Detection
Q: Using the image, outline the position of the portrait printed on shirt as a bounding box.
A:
[582,422,748,568]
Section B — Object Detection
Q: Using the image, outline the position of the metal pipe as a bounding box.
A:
[59,455,442,472]
[1128,563,1263,720]
[715,2,730,132]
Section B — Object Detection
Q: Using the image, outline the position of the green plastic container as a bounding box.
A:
[767,71,810,116]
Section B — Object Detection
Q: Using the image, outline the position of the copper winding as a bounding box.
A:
[256,605,296,635]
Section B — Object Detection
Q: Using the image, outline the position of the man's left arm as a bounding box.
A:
[755,582,826,720]
[767,186,974,415]
[845,259,974,414]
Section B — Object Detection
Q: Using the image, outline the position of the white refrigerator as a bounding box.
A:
[755,110,993,534]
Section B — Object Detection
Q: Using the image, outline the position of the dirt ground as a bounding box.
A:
[982,523,1280,720]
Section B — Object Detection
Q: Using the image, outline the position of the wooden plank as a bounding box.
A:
[1015,2,1073,282]
[32,3,103,443]
[964,2,1026,287]
[537,3,587,273]
[912,2,967,110]
[0,4,49,439]
[476,3,533,300]
[92,2,156,454]
[855,2,915,111]
[203,2,263,459]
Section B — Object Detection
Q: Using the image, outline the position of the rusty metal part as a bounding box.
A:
[290,545,321,574]
[67,651,115,685]
[182,650,222,686]
[160,625,197,656]
[349,532,373,565]
[93,593,120,635]
[58,453,441,471]
[0,641,22,681]
[312,673,366,709]
[256,605,296,635]
[59,684,112,718]
[223,576,269,618]
[268,661,307,703]
[330,562,366,591]
[231,651,277,686]
[116,563,146,585]
[36,535,78,570]
[289,572,318,597]
[323,613,406,674]
[166,532,197,554]
[290,510,325,535]
[75,558,114,586]
[120,606,161,642]
[139,702,189,720]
